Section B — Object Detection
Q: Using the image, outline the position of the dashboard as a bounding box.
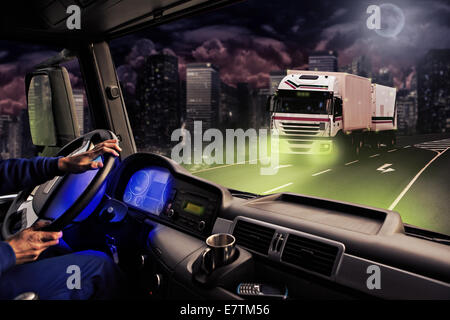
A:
[110,153,230,238]
[103,152,450,300]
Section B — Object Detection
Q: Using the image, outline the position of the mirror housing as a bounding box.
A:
[25,67,80,151]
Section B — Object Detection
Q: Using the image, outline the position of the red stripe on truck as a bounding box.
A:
[273,116,330,122]
[284,81,297,89]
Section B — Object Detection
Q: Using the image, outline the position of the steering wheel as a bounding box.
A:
[1,130,118,239]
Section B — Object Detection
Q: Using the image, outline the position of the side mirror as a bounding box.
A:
[26,67,80,151]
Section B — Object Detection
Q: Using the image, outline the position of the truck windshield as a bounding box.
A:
[109,0,450,236]
[276,91,331,115]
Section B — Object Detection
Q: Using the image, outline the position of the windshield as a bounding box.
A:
[276,91,331,114]
[110,0,450,236]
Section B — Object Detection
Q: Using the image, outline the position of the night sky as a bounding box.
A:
[1,0,450,114]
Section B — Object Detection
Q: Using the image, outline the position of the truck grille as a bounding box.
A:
[281,122,319,127]
[280,122,320,135]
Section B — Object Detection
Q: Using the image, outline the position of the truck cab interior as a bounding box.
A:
[0,0,449,301]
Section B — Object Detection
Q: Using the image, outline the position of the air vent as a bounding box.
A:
[233,220,275,255]
[281,234,339,277]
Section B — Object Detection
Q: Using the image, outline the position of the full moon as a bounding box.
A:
[375,3,405,38]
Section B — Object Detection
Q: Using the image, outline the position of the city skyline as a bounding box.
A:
[1,0,450,139]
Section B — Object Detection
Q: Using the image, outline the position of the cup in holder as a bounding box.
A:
[202,233,236,274]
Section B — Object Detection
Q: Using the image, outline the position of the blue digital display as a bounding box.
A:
[123,166,173,216]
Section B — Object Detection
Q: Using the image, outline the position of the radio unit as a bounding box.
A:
[162,188,218,236]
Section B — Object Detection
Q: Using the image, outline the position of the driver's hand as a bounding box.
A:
[6,221,63,265]
[57,139,122,173]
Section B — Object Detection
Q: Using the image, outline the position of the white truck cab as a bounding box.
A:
[271,70,395,156]
[272,73,343,154]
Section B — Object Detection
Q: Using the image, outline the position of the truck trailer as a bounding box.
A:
[270,70,397,156]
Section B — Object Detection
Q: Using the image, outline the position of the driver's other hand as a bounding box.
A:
[6,220,63,265]
[57,139,122,173]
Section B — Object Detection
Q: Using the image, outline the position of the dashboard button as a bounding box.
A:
[198,220,206,231]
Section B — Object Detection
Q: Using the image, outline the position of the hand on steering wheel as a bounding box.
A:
[58,139,121,173]
[2,130,121,238]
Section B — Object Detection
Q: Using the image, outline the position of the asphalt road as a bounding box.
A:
[185,134,450,235]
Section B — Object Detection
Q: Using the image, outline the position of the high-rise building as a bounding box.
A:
[7,116,21,158]
[186,63,220,132]
[179,80,186,123]
[0,115,21,159]
[374,67,394,87]
[308,51,338,72]
[237,83,251,129]
[254,88,271,129]
[338,64,353,74]
[351,55,372,78]
[397,89,418,135]
[72,89,85,134]
[0,115,11,159]
[417,49,450,133]
[269,70,287,95]
[219,82,239,129]
[134,54,180,149]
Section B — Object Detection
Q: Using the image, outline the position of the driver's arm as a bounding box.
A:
[0,157,63,196]
[0,139,121,196]
[0,221,62,278]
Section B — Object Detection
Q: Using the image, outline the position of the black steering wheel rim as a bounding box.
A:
[2,129,117,238]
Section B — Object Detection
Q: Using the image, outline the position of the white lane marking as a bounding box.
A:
[387,149,397,153]
[191,158,263,173]
[262,182,293,194]
[312,169,332,176]
[388,147,449,210]
[377,163,395,174]
[274,164,293,170]
[413,138,450,153]
[191,162,246,173]
[369,154,380,158]
[345,160,359,166]
[403,145,411,148]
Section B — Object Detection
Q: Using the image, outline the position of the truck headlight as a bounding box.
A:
[320,143,331,152]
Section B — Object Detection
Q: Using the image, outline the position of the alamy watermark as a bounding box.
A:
[66,264,81,290]
[366,264,381,290]
[366,3,405,38]
[171,121,280,175]
[66,5,81,30]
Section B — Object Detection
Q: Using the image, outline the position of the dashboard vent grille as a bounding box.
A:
[233,220,275,255]
[281,234,339,276]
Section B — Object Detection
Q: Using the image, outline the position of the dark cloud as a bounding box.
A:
[110,0,450,89]
[188,34,293,87]
[2,0,449,116]
[0,43,81,115]
[0,76,26,115]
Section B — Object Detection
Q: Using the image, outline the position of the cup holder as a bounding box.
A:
[191,246,254,288]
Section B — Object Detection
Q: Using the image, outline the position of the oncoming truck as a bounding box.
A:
[270,70,397,156]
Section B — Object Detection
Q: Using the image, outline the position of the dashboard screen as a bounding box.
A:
[123,166,173,215]
[183,201,205,216]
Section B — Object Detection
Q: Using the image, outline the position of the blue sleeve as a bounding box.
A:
[0,157,64,195]
[0,241,16,279]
